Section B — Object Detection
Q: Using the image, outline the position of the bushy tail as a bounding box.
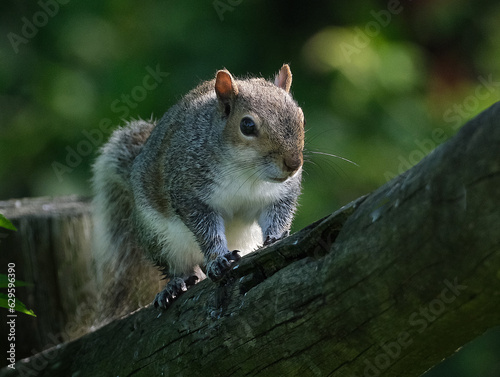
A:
[91,119,162,324]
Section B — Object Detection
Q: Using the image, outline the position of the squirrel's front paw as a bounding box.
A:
[154,275,198,309]
[206,250,241,282]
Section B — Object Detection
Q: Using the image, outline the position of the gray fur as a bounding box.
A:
[92,65,304,317]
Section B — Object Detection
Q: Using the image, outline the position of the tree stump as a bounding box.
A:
[0,196,95,367]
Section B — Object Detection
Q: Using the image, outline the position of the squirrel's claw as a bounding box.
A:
[206,250,241,282]
[263,235,279,246]
[263,230,290,247]
[154,275,199,309]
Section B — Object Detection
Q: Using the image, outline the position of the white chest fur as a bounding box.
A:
[206,166,289,254]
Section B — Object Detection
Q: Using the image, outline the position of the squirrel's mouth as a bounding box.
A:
[261,159,301,183]
[266,165,302,183]
[269,176,288,183]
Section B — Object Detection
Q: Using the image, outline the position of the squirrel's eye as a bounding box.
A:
[240,117,258,137]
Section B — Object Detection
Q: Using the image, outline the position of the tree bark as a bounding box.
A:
[2,102,500,377]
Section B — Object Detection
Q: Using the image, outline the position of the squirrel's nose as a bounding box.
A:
[283,154,303,173]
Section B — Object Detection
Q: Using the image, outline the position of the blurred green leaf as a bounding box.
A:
[0,293,36,317]
[0,274,32,288]
[0,214,16,231]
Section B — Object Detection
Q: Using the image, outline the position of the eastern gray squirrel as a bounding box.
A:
[92,64,304,319]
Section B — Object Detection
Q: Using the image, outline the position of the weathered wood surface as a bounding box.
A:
[0,196,95,366]
[2,102,500,376]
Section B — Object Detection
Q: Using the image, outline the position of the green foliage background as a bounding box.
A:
[0,0,499,374]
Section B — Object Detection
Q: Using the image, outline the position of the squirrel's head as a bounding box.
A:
[215,64,305,183]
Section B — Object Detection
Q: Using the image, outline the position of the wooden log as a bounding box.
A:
[1,101,500,376]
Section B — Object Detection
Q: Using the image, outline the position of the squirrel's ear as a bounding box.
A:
[215,69,238,115]
[274,64,292,92]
